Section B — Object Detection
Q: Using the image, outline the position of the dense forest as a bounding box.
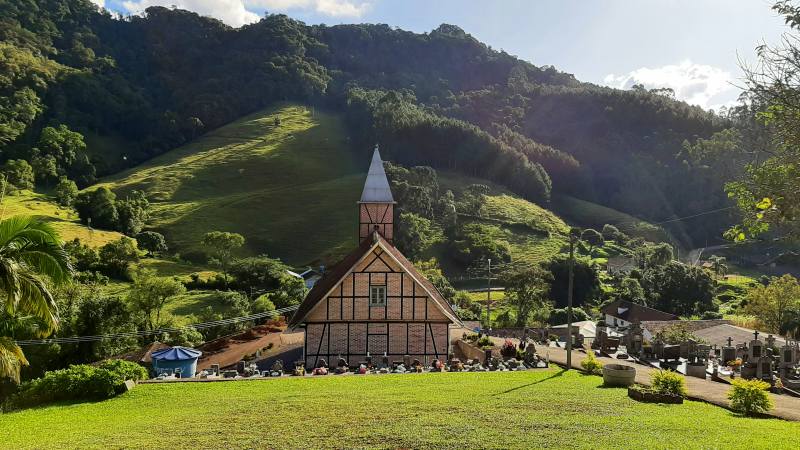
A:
[0,0,741,246]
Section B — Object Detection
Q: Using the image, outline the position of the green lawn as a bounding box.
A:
[0,369,794,449]
[97,103,363,266]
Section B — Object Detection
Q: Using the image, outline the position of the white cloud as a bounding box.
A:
[246,0,371,17]
[90,0,105,8]
[603,60,736,110]
[122,0,261,27]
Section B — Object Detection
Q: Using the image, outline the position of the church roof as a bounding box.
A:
[359,147,395,203]
[289,232,461,327]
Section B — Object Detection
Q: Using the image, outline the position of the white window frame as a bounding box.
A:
[370,285,387,307]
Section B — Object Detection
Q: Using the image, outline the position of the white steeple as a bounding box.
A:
[359,144,395,203]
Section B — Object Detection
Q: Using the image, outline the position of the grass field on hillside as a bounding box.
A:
[0,369,795,449]
[98,104,363,266]
[0,190,122,247]
[551,194,671,243]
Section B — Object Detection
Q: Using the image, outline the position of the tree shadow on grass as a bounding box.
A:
[492,368,567,396]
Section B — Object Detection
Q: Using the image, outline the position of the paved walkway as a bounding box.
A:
[490,337,800,421]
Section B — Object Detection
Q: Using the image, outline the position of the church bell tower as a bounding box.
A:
[358,145,395,242]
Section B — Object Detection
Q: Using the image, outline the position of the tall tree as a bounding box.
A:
[0,216,71,382]
[202,231,245,285]
[503,266,552,327]
[743,274,800,337]
[127,269,186,331]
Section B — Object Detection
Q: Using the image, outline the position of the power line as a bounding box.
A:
[651,206,738,225]
[14,305,300,346]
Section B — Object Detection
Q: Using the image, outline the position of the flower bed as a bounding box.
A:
[627,385,683,404]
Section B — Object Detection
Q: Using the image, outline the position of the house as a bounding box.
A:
[289,147,462,369]
[287,268,323,289]
[600,299,678,330]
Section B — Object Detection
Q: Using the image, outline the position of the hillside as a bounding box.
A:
[0,2,734,248]
[0,370,794,449]
[0,190,122,247]
[99,104,363,266]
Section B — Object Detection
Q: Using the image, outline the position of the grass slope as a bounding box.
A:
[551,194,671,243]
[98,104,363,266]
[0,369,794,449]
[0,190,122,247]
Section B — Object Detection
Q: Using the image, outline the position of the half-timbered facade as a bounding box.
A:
[290,148,461,369]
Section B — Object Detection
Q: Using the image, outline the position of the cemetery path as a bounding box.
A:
[490,337,800,421]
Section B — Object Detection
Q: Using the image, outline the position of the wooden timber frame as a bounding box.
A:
[292,234,460,369]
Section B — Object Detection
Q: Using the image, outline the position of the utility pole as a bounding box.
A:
[566,229,578,370]
[486,258,492,333]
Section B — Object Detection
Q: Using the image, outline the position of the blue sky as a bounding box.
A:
[96,0,788,110]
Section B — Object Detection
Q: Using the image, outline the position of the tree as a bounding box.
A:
[202,231,244,285]
[115,191,150,236]
[31,155,58,185]
[460,184,490,216]
[545,255,600,308]
[74,187,118,230]
[54,177,78,207]
[655,323,703,345]
[641,261,716,316]
[2,159,34,190]
[708,255,728,278]
[581,228,604,253]
[728,1,800,239]
[503,266,552,327]
[0,217,71,382]
[127,269,186,331]
[135,231,167,256]
[395,212,440,260]
[98,237,140,279]
[548,307,590,325]
[742,274,800,337]
[415,258,456,302]
[601,224,626,244]
[617,277,647,306]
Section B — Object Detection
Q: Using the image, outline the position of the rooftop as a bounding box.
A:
[359,146,395,203]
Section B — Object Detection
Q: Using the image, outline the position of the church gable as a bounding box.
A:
[304,245,449,323]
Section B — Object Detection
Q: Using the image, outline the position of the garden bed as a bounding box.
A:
[628,386,684,404]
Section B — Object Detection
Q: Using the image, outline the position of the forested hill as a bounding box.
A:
[1,1,734,246]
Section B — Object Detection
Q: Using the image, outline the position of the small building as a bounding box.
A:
[151,346,202,378]
[287,268,323,289]
[289,147,462,368]
[600,300,678,330]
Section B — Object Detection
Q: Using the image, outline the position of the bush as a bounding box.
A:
[96,359,149,382]
[651,370,687,397]
[4,360,147,411]
[581,348,603,375]
[728,379,773,416]
[500,339,517,358]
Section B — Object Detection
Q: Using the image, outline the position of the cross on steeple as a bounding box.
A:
[753,330,760,340]
[726,337,733,347]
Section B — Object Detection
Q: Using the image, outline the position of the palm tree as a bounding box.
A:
[708,255,728,278]
[0,216,71,382]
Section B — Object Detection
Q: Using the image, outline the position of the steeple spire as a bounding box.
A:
[358,144,395,242]
[359,144,394,203]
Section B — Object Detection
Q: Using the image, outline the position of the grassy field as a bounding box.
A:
[0,369,795,449]
[0,190,122,247]
[551,194,671,243]
[97,103,363,266]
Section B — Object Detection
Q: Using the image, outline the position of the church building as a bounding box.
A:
[289,147,461,369]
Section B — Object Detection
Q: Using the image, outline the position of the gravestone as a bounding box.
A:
[721,337,736,366]
[625,321,644,356]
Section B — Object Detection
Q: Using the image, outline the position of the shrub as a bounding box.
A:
[581,348,603,375]
[651,370,687,397]
[476,336,493,349]
[728,379,773,416]
[96,359,149,382]
[4,360,147,411]
[500,339,517,358]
